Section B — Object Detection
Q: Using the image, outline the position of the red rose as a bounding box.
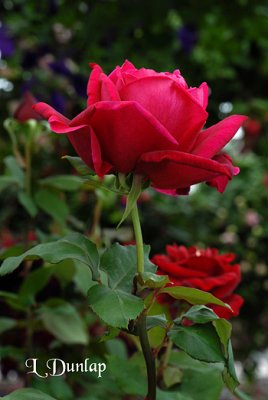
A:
[243,117,262,137]
[33,61,246,195]
[152,245,244,319]
[14,92,42,122]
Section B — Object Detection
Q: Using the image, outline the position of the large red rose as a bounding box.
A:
[33,61,247,195]
[152,245,244,319]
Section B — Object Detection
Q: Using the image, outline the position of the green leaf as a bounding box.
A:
[213,318,232,355]
[40,300,88,345]
[0,317,16,334]
[63,155,95,176]
[175,305,219,325]
[117,174,143,228]
[170,324,225,363]
[146,314,168,330]
[163,365,183,388]
[0,233,100,281]
[222,340,239,392]
[3,388,57,400]
[160,286,230,308]
[17,191,38,217]
[100,243,154,292]
[100,327,120,342]
[4,156,24,185]
[34,188,69,224]
[0,176,20,192]
[107,354,146,396]
[88,284,144,329]
[39,175,84,191]
[148,326,166,348]
[106,338,128,359]
[19,266,53,305]
[73,260,95,295]
[234,388,252,400]
[138,271,169,288]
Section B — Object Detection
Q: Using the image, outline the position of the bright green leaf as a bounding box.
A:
[160,286,230,308]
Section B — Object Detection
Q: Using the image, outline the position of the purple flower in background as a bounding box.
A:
[0,24,14,58]
[178,24,197,54]
[49,59,87,97]
[51,91,66,114]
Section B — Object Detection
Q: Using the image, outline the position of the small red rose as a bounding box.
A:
[14,92,42,122]
[33,61,247,195]
[152,245,244,319]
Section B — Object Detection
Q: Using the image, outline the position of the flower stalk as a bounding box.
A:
[131,199,156,400]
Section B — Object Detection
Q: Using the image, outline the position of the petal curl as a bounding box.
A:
[192,115,247,158]
[136,150,232,190]
[33,102,112,175]
[87,63,120,106]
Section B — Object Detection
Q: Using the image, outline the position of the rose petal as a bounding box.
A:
[188,82,209,109]
[208,153,239,193]
[33,102,112,175]
[192,115,247,158]
[210,294,244,319]
[87,63,120,106]
[120,76,208,150]
[136,150,232,190]
[88,101,179,173]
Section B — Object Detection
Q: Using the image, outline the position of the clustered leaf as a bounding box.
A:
[170,305,242,396]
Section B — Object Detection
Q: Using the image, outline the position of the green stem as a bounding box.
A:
[131,202,144,274]
[131,199,156,400]
[137,316,157,400]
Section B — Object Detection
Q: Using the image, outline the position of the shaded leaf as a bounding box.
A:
[40,300,88,345]
[34,188,69,224]
[63,155,95,176]
[0,233,100,280]
[3,388,57,400]
[39,175,84,191]
[17,191,38,217]
[0,317,16,334]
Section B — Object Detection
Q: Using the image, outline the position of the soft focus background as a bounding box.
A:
[1,1,268,399]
